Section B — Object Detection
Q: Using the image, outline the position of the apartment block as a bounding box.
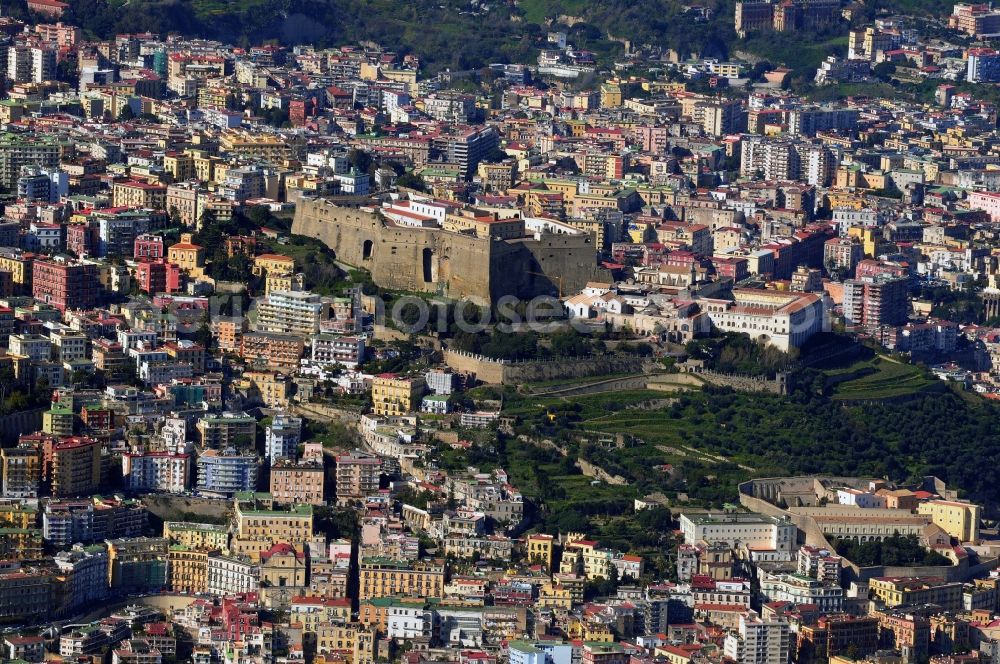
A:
[869,576,963,610]
[196,449,258,496]
[47,436,102,498]
[196,412,256,449]
[335,452,382,501]
[163,521,230,552]
[680,512,797,558]
[269,458,325,506]
[240,331,305,369]
[122,452,190,493]
[1,446,41,498]
[106,537,169,593]
[206,553,259,597]
[168,546,210,594]
[916,499,981,543]
[358,557,445,600]
[32,257,100,312]
[526,533,554,571]
[724,613,791,664]
[232,492,313,556]
[371,374,425,416]
[254,289,329,336]
[842,275,909,328]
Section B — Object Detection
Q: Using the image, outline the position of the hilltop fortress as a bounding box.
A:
[292,196,612,306]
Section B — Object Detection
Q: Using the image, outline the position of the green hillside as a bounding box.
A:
[9,0,954,74]
[27,0,738,72]
[507,383,1000,511]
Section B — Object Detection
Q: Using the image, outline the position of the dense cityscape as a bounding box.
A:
[3,0,1000,664]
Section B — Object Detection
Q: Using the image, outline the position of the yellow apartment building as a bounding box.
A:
[163,521,230,552]
[291,596,351,633]
[242,370,292,408]
[869,576,963,609]
[232,493,314,558]
[358,557,445,600]
[253,253,296,277]
[0,251,32,292]
[526,534,554,571]
[168,546,210,593]
[371,374,426,416]
[163,153,195,181]
[917,499,981,543]
[316,623,375,664]
[112,180,167,209]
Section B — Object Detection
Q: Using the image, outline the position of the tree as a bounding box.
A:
[232,434,255,451]
[748,60,774,82]
[2,391,27,414]
[56,57,78,84]
[873,61,897,82]
[347,149,373,174]
[246,205,274,228]
[198,209,218,231]
[118,104,136,121]
[481,147,509,164]
[314,507,360,539]
[194,322,213,350]
[550,329,592,357]
[259,106,289,127]
[71,369,91,386]
[395,172,427,192]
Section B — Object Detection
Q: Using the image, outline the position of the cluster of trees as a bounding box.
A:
[394,172,427,191]
[589,507,675,553]
[393,487,438,510]
[831,534,951,567]
[739,28,846,83]
[442,433,658,547]
[361,340,423,375]
[563,0,733,60]
[192,206,347,295]
[853,0,953,20]
[854,393,1000,506]
[314,506,360,540]
[384,300,655,363]
[919,283,987,325]
[298,248,346,296]
[303,418,358,449]
[192,209,261,284]
[449,328,641,362]
[0,365,49,416]
[451,330,541,361]
[256,106,290,128]
[685,333,798,377]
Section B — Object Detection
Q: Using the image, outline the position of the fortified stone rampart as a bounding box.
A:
[442,348,648,385]
[696,370,790,394]
[442,349,508,384]
[292,197,611,305]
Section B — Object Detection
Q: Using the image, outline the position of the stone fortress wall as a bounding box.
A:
[442,348,648,385]
[292,197,612,306]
